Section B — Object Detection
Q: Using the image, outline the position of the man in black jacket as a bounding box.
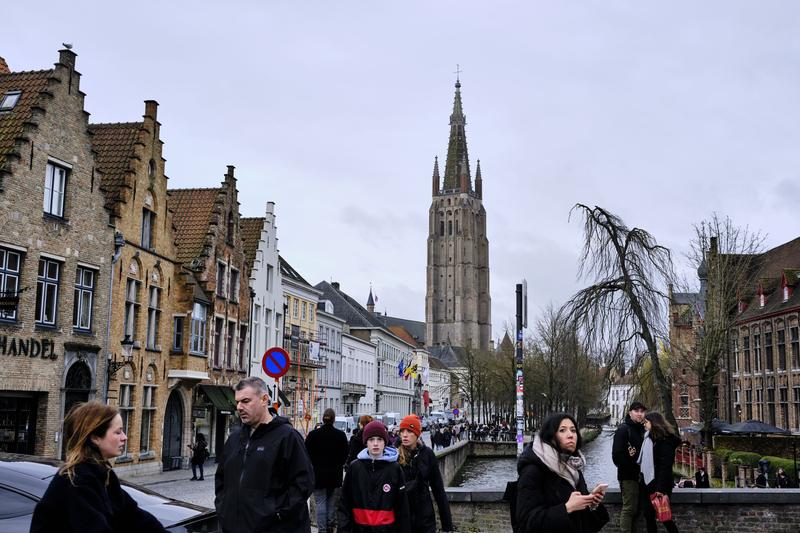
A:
[306,408,349,533]
[215,377,314,533]
[611,401,646,533]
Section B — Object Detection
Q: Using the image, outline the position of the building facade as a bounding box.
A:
[0,49,115,457]
[427,356,451,415]
[280,256,323,434]
[341,331,376,416]
[167,166,251,464]
[91,100,178,474]
[316,303,345,417]
[425,79,491,351]
[241,202,284,396]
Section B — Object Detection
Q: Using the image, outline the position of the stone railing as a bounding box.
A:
[438,488,800,532]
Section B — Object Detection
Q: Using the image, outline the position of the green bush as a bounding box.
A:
[729,451,761,467]
[713,447,734,462]
[760,456,796,477]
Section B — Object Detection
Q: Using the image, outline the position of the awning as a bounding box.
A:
[199,385,237,415]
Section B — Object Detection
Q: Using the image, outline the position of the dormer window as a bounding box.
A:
[784,285,790,303]
[759,293,766,308]
[0,91,20,112]
[738,300,746,314]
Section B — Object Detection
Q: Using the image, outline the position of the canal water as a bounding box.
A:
[453,428,619,489]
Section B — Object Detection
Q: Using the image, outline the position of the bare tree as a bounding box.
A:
[563,204,677,426]
[679,214,764,440]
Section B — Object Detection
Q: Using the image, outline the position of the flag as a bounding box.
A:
[398,358,405,377]
[404,363,418,380]
[374,293,379,303]
[422,365,430,385]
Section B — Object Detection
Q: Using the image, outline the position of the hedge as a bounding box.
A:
[728,451,761,467]
[760,455,796,477]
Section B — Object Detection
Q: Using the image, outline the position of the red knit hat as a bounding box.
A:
[399,415,422,437]
[362,420,389,444]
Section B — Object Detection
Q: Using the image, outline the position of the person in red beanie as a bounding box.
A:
[397,414,454,533]
[338,421,410,533]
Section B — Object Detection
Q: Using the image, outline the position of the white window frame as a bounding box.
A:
[123,279,141,341]
[44,162,68,218]
[140,385,156,453]
[0,248,22,321]
[73,266,95,331]
[146,286,161,350]
[141,209,155,249]
[190,302,208,355]
[35,258,60,326]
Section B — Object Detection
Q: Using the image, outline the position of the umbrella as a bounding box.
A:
[681,418,733,435]
[724,419,790,435]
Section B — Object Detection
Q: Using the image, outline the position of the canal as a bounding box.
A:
[453,428,619,489]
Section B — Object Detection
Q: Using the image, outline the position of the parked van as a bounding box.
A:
[334,416,357,435]
[429,411,448,425]
[382,412,401,430]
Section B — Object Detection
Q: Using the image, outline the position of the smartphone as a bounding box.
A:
[591,483,609,495]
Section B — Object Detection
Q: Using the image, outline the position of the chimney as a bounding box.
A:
[331,281,340,290]
[0,57,9,75]
[710,236,718,255]
[226,165,235,180]
[58,48,76,71]
[144,100,158,121]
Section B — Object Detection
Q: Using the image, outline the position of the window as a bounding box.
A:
[792,326,799,369]
[732,336,739,373]
[146,286,161,349]
[264,308,272,347]
[141,209,155,249]
[172,316,184,352]
[213,317,224,367]
[119,383,133,455]
[274,312,281,349]
[302,302,307,321]
[766,331,774,371]
[266,264,274,291]
[216,262,226,298]
[148,159,156,178]
[0,91,21,111]
[778,329,787,371]
[226,321,235,368]
[755,389,763,420]
[35,258,60,326]
[239,325,247,370]
[123,279,140,341]
[0,248,22,321]
[784,286,790,302]
[43,163,67,217]
[253,305,261,351]
[293,299,299,318]
[309,306,315,323]
[754,334,761,372]
[229,269,239,302]
[439,221,444,236]
[140,385,155,452]
[448,220,453,236]
[744,334,751,373]
[745,389,753,419]
[227,211,234,243]
[72,267,95,331]
[189,302,207,354]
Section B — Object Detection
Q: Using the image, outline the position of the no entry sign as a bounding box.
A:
[262,347,291,379]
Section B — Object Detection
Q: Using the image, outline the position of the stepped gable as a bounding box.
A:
[240,217,265,270]
[168,187,221,265]
[88,121,143,211]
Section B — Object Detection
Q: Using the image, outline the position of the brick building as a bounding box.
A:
[168,167,250,462]
[90,101,178,474]
[0,49,115,457]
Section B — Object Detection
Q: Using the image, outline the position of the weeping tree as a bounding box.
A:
[563,204,677,426]
[682,215,763,440]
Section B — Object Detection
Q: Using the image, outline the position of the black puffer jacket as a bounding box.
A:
[642,433,680,495]
[346,428,366,468]
[516,444,609,533]
[305,423,349,489]
[338,447,410,533]
[31,461,167,533]
[612,415,645,481]
[214,416,314,533]
[399,443,453,532]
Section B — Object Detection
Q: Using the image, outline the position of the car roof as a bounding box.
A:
[0,454,59,498]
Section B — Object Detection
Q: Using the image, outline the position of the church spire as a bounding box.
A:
[442,78,471,192]
[475,159,482,198]
[431,156,440,196]
[367,285,375,313]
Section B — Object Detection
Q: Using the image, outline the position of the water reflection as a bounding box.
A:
[453,428,618,489]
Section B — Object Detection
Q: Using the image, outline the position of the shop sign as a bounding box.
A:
[0,335,58,360]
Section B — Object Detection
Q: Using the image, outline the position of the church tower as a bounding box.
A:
[425,78,491,350]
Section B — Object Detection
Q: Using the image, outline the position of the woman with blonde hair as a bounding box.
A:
[30,401,166,532]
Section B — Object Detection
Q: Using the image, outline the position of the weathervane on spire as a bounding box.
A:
[454,64,462,83]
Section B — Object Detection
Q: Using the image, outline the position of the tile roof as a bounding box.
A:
[88,122,142,210]
[240,217,264,271]
[388,326,421,348]
[0,69,54,174]
[168,188,221,265]
[736,236,800,322]
[428,356,448,371]
[379,315,426,345]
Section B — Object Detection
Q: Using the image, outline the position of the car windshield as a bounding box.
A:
[334,421,347,431]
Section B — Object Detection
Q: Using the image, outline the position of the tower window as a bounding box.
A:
[448,221,453,236]
[439,221,444,236]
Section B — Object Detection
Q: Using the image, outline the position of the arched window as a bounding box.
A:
[227,211,234,243]
[148,159,156,178]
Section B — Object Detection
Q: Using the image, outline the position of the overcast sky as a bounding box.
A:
[5,2,800,341]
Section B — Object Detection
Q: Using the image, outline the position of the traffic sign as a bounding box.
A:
[262,347,291,378]
[453,408,459,416]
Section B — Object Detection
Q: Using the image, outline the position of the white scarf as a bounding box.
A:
[531,435,585,489]
[637,431,655,486]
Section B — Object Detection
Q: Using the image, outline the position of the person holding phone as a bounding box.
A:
[638,412,681,533]
[612,401,647,532]
[516,413,609,532]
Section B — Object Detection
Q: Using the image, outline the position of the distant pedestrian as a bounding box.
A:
[188,433,208,480]
[31,401,167,532]
[515,413,609,532]
[397,415,454,533]
[694,467,709,488]
[346,415,373,469]
[612,401,647,533]
[755,472,768,488]
[639,411,681,533]
[215,377,314,533]
[338,420,410,532]
[775,467,791,488]
[305,408,349,533]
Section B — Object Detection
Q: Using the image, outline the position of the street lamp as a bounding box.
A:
[108,335,135,380]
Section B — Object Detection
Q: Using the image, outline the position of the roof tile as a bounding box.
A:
[240,217,264,270]
[168,188,221,265]
[0,69,54,172]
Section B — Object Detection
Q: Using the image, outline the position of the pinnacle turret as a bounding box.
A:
[432,156,440,196]
[475,159,482,198]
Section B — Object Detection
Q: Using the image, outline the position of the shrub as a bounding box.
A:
[729,451,761,467]
[713,447,734,462]
[760,455,796,477]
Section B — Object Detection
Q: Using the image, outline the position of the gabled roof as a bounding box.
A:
[314,281,385,329]
[88,122,142,211]
[736,236,800,322]
[379,315,426,345]
[168,188,220,265]
[388,326,421,348]
[428,344,467,368]
[240,217,264,272]
[429,356,448,371]
[0,69,54,175]
[279,255,310,286]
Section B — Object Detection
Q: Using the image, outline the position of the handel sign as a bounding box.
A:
[0,334,58,360]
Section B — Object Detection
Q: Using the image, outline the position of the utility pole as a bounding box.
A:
[516,280,527,455]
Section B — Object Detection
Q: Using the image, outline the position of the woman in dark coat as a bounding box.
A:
[188,433,208,480]
[397,415,454,533]
[30,401,167,532]
[515,413,609,533]
[638,411,681,533]
[346,415,373,469]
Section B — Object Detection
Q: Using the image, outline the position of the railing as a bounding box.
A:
[341,382,366,396]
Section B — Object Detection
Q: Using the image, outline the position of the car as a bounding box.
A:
[0,453,218,532]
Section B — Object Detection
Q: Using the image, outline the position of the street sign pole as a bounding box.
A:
[516,281,526,456]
